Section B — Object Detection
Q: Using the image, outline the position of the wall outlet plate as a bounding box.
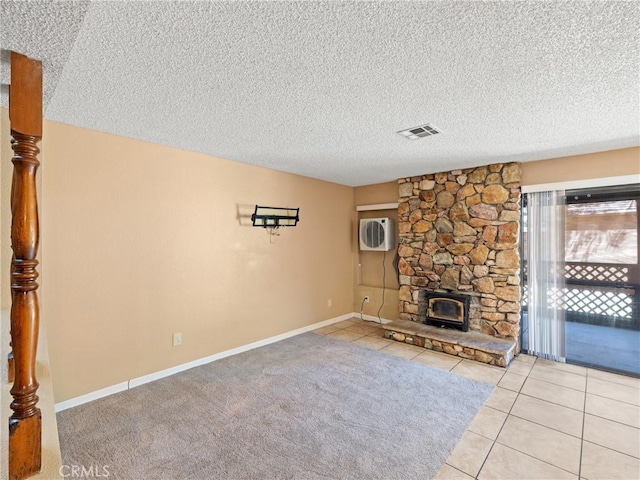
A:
[364,296,370,303]
[172,332,182,346]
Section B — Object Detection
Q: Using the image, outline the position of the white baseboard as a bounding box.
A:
[55,312,355,412]
[54,382,129,412]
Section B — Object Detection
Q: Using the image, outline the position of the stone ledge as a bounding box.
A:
[382,319,516,367]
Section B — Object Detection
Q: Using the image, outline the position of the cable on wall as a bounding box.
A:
[376,250,386,324]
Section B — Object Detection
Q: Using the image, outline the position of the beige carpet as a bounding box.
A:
[58,332,493,479]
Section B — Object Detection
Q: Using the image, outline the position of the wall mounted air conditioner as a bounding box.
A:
[359,218,395,252]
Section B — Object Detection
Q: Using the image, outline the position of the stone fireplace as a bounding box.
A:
[383,163,522,366]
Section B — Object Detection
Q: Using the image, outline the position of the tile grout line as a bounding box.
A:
[580,388,640,462]
[526,374,588,393]
[489,441,582,479]
[578,370,590,479]
[441,464,473,479]
[515,390,584,413]
[581,439,640,461]
[481,356,587,479]
[581,407,640,430]
[506,409,583,440]
[589,377,640,387]
[583,389,640,408]
[492,363,592,443]
[534,365,640,408]
[471,356,529,478]
[518,382,586,412]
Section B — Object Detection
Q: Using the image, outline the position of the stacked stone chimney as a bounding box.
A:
[397,163,522,340]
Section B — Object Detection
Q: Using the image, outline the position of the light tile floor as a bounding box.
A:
[314,317,640,480]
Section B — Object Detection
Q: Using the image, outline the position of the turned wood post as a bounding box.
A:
[8,51,43,480]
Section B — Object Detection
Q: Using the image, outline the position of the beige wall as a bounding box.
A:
[353,181,400,320]
[353,180,397,205]
[521,147,639,185]
[34,120,354,402]
[355,211,399,320]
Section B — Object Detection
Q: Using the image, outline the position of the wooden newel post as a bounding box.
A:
[8,51,43,480]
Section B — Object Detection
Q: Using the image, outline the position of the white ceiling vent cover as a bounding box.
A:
[359,218,395,252]
[398,124,441,140]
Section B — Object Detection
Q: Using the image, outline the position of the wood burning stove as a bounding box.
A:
[420,290,470,332]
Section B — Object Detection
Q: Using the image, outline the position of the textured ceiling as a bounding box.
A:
[1,1,639,186]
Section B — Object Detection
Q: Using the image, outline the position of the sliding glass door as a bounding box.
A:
[563,186,639,375]
[522,184,640,376]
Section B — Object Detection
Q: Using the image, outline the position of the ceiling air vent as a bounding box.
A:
[398,124,441,140]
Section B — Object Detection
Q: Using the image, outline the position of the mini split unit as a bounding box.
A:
[359,218,395,252]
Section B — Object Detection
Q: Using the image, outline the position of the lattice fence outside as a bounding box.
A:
[521,285,634,319]
[564,288,633,318]
[523,262,630,283]
[564,263,629,283]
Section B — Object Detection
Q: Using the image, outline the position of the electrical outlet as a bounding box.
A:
[327,298,332,307]
[172,332,182,347]
[364,296,370,303]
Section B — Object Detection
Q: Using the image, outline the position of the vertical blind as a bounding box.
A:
[525,190,566,361]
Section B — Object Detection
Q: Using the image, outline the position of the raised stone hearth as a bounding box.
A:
[383,319,516,367]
